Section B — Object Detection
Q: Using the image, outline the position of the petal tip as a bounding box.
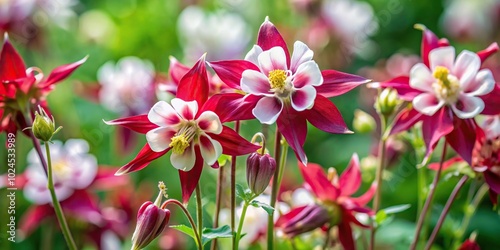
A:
[413,23,427,31]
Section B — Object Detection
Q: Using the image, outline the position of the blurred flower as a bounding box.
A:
[36,0,78,30]
[378,26,500,165]
[106,56,259,202]
[458,232,481,250]
[79,10,116,45]
[359,53,420,82]
[353,109,376,133]
[441,0,500,42]
[276,154,376,249]
[210,17,369,165]
[0,0,36,31]
[177,6,250,62]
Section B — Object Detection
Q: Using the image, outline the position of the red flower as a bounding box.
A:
[106,55,259,202]
[0,34,86,136]
[276,154,376,250]
[378,26,500,164]
[208,18,369,164]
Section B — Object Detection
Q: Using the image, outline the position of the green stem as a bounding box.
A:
[369,115,388,250]
[267,130,283,250]
[231,121,240,249]
[235,200,250,249]
[322,226,333,250]
[410,143,448,250]
[45,143,77,250]
[210,167,225,250]
[162,199,203,250]
[196,184,203,246]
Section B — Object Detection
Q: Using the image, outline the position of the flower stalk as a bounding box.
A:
[195,184,203,247]
[161,199,202,250]
[231,120,240,249]
[267,131,283,250]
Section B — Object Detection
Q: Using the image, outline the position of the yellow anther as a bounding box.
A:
[268,69,287,91]
[432,66,460,104]
[433,66,451,87]
[169,133,190,154]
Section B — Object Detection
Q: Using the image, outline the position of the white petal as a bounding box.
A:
[171,98,198,121]
[454,50,480,88]
[412,93,445,116]
[197,111,223,134]
[146,127,176,152]
[451,95,484,119]
[409,63,435,92]
[463,69,495,96]
[429,46,455,71]
[252,97,283,124]
[293,61,323,88]
[69,155,98,189]
[290,41,314,73]
[64,139,90,156]
[257,46,288,76]
[199,134,223,166]
[244,45,264,66]
[291,85,317,111]
[482,116,500,139]
[241,70,272,95]
[148,101,182,127]
[170,144,196,171]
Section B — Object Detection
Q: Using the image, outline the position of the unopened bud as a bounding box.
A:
[281,203,341,237]
[32,106,61,142]
[246,152,276,195]
[375,88,399,116]
[353,109,376,133]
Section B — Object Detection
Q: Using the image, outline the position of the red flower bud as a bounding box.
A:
[246,152,276,195]
[131,201,171,250]
[281,204,333,237]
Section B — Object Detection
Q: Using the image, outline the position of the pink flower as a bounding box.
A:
[209,18,369,164]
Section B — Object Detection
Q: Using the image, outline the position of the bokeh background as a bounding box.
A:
[1,0,500,249]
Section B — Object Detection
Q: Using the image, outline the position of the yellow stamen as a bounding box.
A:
[433,66,451,87]
[169,134,190,154]
[268,69,287,91]
[432,66,460,104]
[53,161,70,178]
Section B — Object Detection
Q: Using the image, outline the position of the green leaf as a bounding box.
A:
[375,210,387,225]
[375,204,411,228]
[217,154,231,166]
[170,224,195,239]
[236,184,253,202]
[201,225,233,246]
[250,200,275,216]
[383,204,411,215]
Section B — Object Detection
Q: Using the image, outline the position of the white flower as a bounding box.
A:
[98,57,155,114]
[410,47,495,119]
[482,115,500,139]
[24,139,98,204]
[0,0,36,24]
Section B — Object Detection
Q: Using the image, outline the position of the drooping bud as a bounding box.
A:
[246,152,276,195]
[31,106,61,142]
[458,232,480,250]
[353,109,376,133]
[131,182,170,250]
[375,88,399,117]
[281,203,341,237]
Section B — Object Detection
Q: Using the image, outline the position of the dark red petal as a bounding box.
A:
[428,156,464,171]
[390,107,424,135]
[477,42,499,64]
[484,171,500,195]
[176,55,209,108]
[299,162,339,201]
[458,239,481,250]
[337,221,355,250]
[201,93,258,122]
[0,35,27,81]
[118,126,136,153]
[209,126,260,156]
[303,95,350,134]
[445,118,476,165]
[377,76,420,101]
[91,166,130,190]
[19,205,54,236]
[104,114,157,134]
[179,146,204,203]
[489,189,498,205]
[481,84,500,115]
[61,190,103,225]
[315,70,369,98]
[417,25,440,67]
[116,144,168,175]
[278,106,308,164]
[39,56,88,88]
[257,18,291,67]
[275,206,308,227]
[169,56,190,84]
[339,154,361,196]
[209,60,260,90]
[351,182,377,207]
[422,108,454,161]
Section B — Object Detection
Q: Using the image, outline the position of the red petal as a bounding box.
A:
[275,206,308,227]
[489,189,498,205]
[39,56,88,88]
[61,190,103,225]
[104,114,157,134]
[428,156,464,171]
[209,60,260,90]
[445,118,477,165]
[299,162,338,201]
[0,35,26,81]
[484,171,500,195]
[481,84,500,115]
[377,76,420,101]
[315,70,369,98]
[390,107,424,135]
[278,106,308,164]
[91,166,130,190]
[338,221,355,250]
[176,55,209,108]
[116,143,168,175]
[202,93,258,122]
[339,154,361,196]
[351,182,377,207]
[19,205,54,236]
[422,108,454,161]
[179,146,204,203]
[257,18,291,67]
[303,95,350,134]
[169,56,190,84]
[209,126,260,156]
[477,42,499,64]
[418,25,440,67]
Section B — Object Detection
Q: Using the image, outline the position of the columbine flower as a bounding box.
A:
[377,26,500,164]
[276,154,376,250]
[106,55,259,202]
[209,17,369,164]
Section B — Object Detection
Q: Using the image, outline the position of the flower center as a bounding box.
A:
[169,122,199,154]
[268,69,287,91]
[53,161,70,180]
[473,137,500,169]
[432,66,460,104]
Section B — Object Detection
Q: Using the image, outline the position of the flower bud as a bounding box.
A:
[375,88,399,116]
[246,152,276,195]
[281,203,340,237]
[31,106,61,142]
[353,109,376,133]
